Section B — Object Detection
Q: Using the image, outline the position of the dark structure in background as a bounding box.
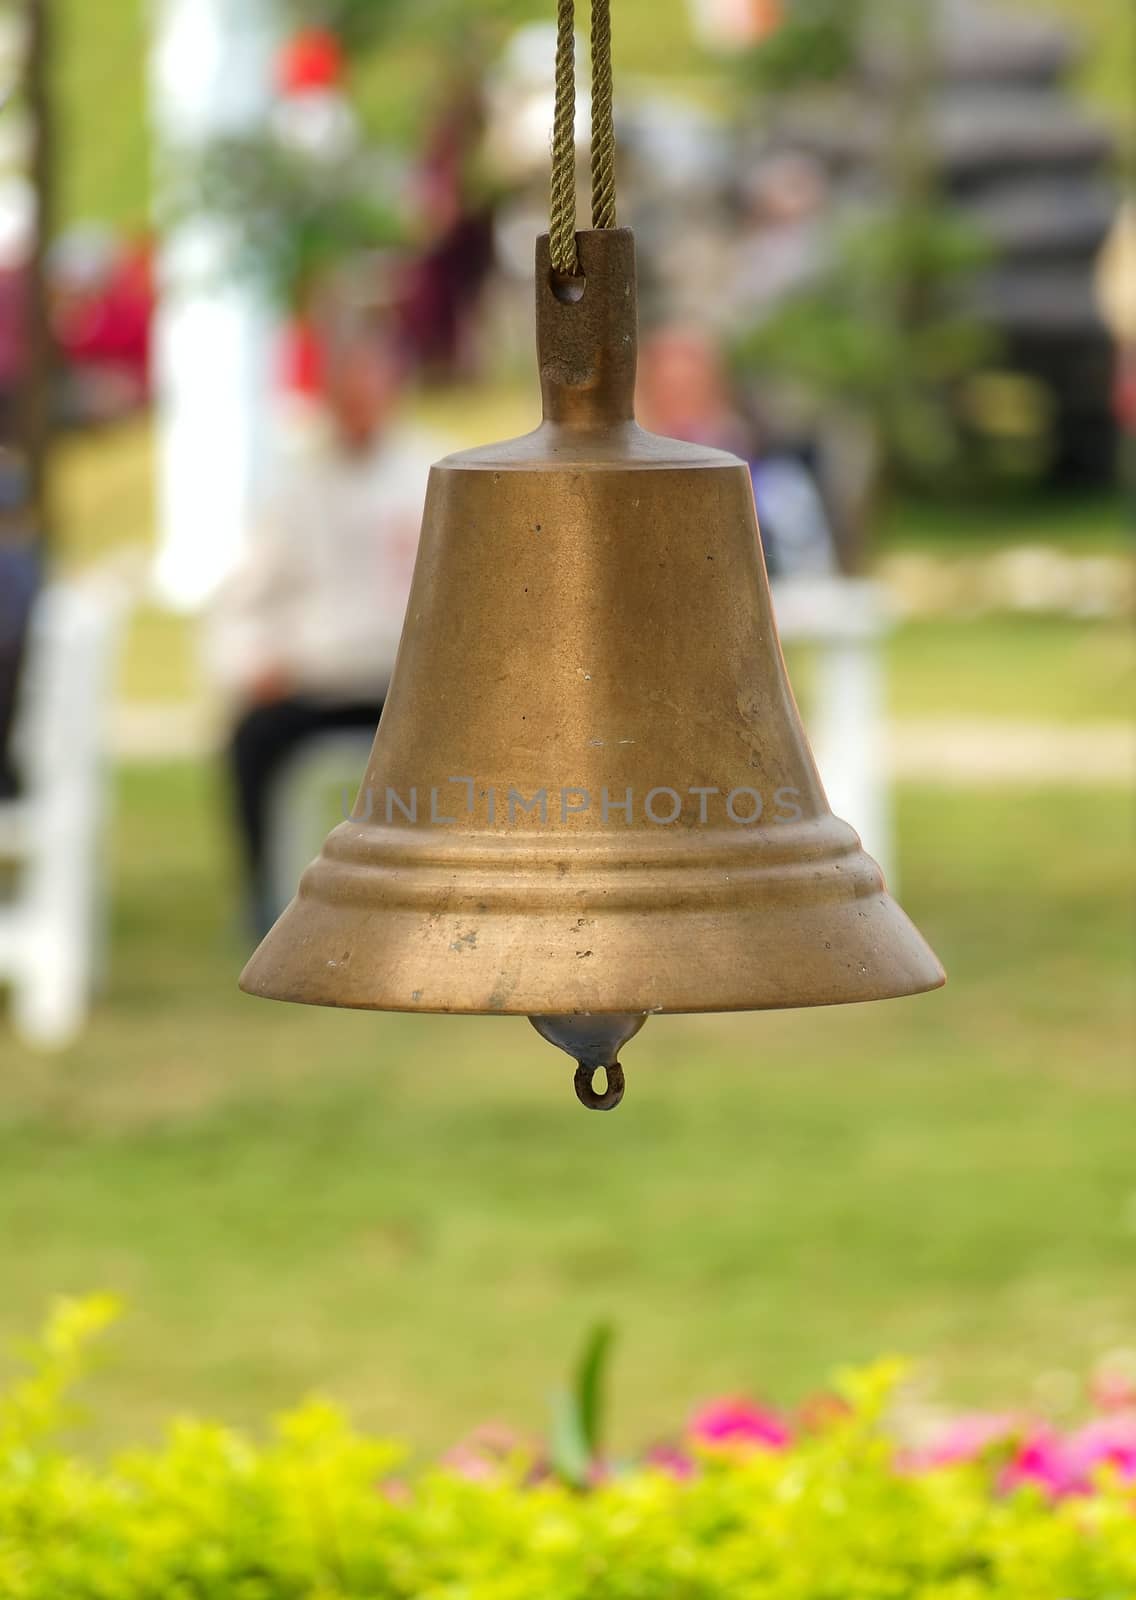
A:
[20,0,53,535]
[0,0,53,795]
[776,0,1117,486]
[939,10,1118,485]
[0,463,40,799]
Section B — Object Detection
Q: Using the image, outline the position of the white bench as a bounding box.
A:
[0,578,126,1048]
[266,729,376,923]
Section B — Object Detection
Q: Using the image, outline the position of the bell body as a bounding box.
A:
[241,229,943,1017]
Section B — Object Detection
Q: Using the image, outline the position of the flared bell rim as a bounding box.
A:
[239,889,945,1017]
[239,811,945,1018]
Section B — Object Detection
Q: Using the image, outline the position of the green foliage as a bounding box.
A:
[736,209,994,483]
[0,1297,119,1454]
[736,3,1000,488]
[2,1303,1135,1597]
[282,0,542,59]
[743,0,862,91]
[182,133,406,308]
[548,1322,615,1487]
[281,0,409,55]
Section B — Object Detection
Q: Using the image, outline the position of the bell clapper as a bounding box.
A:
[529,1013,648,1111]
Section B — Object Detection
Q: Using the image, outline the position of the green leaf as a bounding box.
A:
[548,1386,592,1490]
[575,1321,615,1460]
[547,1322,616,1487]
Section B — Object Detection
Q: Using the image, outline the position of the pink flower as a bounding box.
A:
[1065,1413,1136,1489]
[1001,1414,1136,1500]
[909,1413,1021,1472]
[644,1441,697,1480]
[442,1423,526,1482]
[1092,1366,1136,1413]
[1002,1429,1073,1499]
[688,1398,791,1453]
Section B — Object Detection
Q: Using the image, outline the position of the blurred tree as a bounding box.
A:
[742,0,862,90]
[280,0,543,55]
[280,0,407,54]
[187,131,406,310]
[187,0,537,310]
[735,210,991,481]
[734,0,993,553]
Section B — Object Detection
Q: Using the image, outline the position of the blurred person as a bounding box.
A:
[637,325,835,578]
[731,151,829,324]
[50,226,153,426]
[484,24,584,189]
[0,186,43,801]
[272,26,357,162]
[0,176,33,442]
[209,311,441,936]
[0,454,40,800]
[399,69,496,381]
[637,324,752,456]
[0,258,25,443]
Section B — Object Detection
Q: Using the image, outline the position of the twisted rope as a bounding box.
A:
[549,0,618,277]
[590,0,616,231]
[549,0,579,275]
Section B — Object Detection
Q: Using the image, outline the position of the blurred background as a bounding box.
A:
[0,0,1132,1456]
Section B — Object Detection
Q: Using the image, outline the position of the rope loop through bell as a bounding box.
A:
[549,0,618,278]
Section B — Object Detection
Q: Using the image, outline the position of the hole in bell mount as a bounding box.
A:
[549,268,586,304]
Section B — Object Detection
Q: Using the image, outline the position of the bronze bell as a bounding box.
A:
[240,228,944,1108]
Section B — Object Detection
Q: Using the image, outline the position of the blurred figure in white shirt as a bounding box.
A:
[209,308,439,934]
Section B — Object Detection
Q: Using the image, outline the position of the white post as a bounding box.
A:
[772,576,896,891]
[149,0,279,611]
[811,605,895,891]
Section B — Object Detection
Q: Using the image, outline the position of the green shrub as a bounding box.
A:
[1,1301,1134,1597]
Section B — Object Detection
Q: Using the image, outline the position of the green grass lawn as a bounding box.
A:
[0,764,1131,1457]
[865,616,1130,724]
[28,0,1133,1472]
[880,492,1129,557]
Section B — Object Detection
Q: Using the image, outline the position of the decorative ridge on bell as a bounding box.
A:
[239,0,944,1110]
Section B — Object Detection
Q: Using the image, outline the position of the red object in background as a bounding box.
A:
[1115,350,1136,438]
[55,241,154,395]
[696,0,783,46]
[278,28,344,96]
[281,317,324,398]
[753,0,784,37]
[0,268,27,394]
